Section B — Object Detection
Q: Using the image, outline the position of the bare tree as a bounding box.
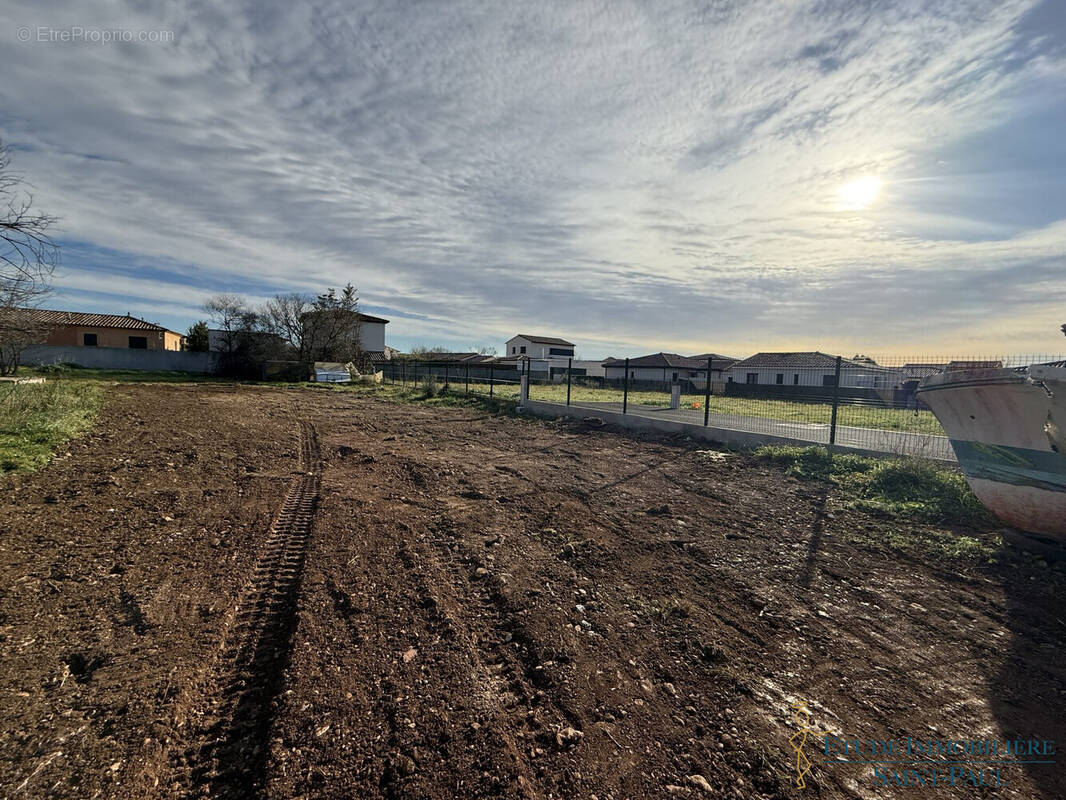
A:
[261,292,309,360]
[203,293,253,355]
[202,293,277,377]
[409,345,451,357]
[0,140,59,375]
[262,283,363,372]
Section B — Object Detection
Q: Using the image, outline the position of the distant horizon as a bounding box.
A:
[24,297,1066,366]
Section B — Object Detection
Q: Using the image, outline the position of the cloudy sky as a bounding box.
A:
[2,0,1065,359]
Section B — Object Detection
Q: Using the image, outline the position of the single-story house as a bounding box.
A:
[570,359,606,378]
[602,352,738,388]
[21,308,184,350]
[506,354,605,379]
[946,360,1004,371]
[406,352,496,364]
[208,328,289,354]
[726,352,903,388]
[901,362,948,381]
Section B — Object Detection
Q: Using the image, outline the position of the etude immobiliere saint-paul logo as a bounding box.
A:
[789,700,1055,790]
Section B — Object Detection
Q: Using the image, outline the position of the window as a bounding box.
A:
[727,376,734,383]
[672,372,678,381]
[83,333,98,347]
[746,373,758,384]
[822,374,837,387]
[630,371,635,379]
[520,346,526,354]
[548,347,574,356]
[689,372,698,378]
[793,374,800,385]
[775,373,784,384]
[128,336,148,349]
[511,347,515,354]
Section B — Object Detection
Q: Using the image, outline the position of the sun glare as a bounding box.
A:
[837,175,883,210]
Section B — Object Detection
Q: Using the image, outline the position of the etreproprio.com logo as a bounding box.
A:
[16,26,175,44]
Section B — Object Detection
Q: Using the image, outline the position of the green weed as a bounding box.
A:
[0,379,100,473]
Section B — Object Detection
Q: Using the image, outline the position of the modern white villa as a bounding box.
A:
[505,334,577,377]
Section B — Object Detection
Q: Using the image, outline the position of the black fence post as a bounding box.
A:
[622,357,630,415]
[566,357,572,406]
[465,363,470,395]
[444,362,450,391]
[829,355,842,446]
[704,357,712,426]
[489,363,494,397]
[401,360,405,388]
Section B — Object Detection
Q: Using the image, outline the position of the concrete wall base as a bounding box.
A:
[22,344,218,373]
[520,398,952,462]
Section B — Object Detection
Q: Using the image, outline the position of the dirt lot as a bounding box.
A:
[1,384,1063,799]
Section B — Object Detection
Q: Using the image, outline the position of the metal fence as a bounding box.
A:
[380,354,1064,461]
[378,359,523,399]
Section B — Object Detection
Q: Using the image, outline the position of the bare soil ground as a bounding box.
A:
[0,384,1063,799]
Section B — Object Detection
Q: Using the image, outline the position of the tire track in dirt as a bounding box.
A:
[380,532,542,798]
[179,421,321,799]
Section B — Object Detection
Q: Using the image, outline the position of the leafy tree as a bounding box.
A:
[185,320,210,352]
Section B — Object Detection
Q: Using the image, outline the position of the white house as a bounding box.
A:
[571,359,606,378]
[726,352,903,389]
[506,334,574,359]
[357,313,389,356]
[208,311,389,358]
[505,334,575,377]
[602,352,737,387]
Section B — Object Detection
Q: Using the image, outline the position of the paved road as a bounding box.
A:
[565,401,955,461]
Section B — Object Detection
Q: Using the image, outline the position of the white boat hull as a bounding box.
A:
[917,364,1066,537]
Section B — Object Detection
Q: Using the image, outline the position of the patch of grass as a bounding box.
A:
[753,445,993,528]
[332,382,519,415]
[521,382,946,436]
[854,522,1002,562]
[421,375,442,399]
[625,594,696,624]
[654,596,695,622]
[843,459,990,527]
[0,379,100,473]
[708,665,754,696]
[22,365,223,383]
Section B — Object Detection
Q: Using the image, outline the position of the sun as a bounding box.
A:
[837,175,883,210]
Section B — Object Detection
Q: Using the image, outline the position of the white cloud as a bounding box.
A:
[1,0,1064,357]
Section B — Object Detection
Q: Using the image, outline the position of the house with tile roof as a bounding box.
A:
[726,352,903,389]
[20,308,184,350]
[602,352,739,388]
